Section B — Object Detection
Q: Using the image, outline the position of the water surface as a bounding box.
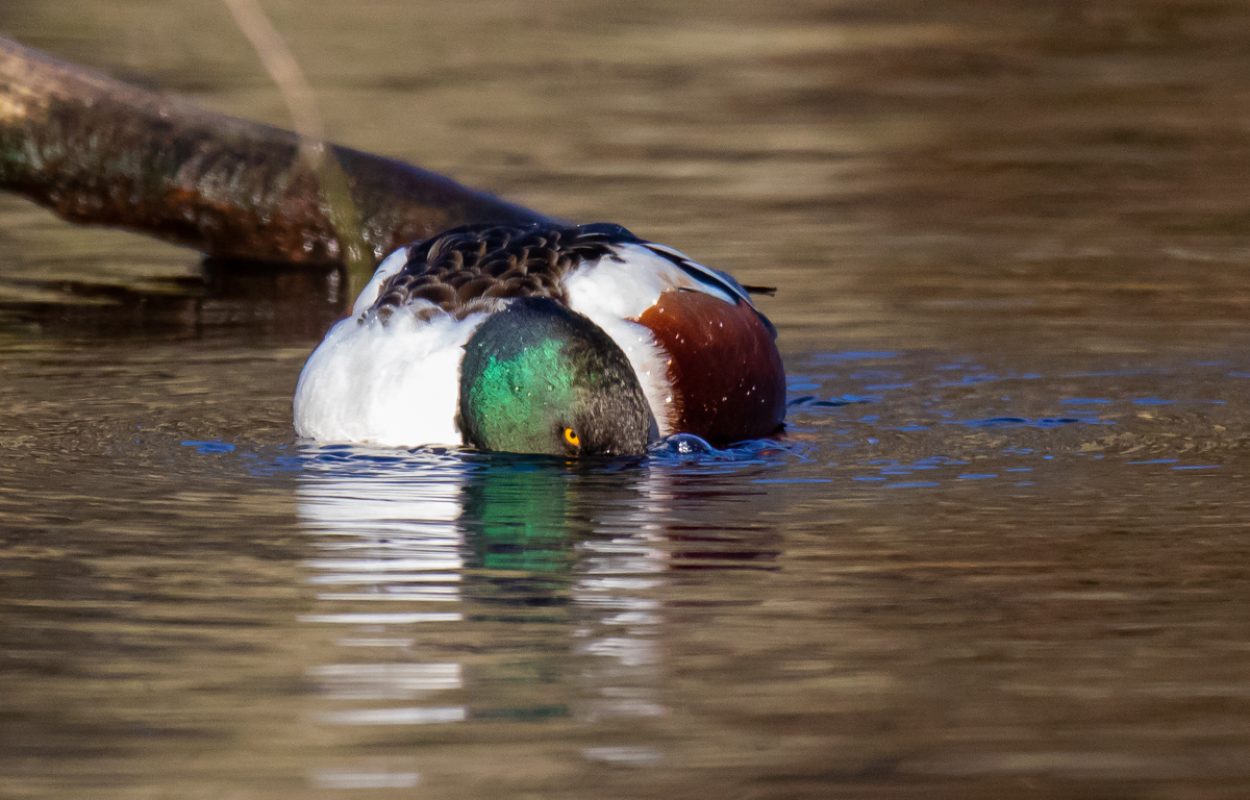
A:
[2,2,1250,798]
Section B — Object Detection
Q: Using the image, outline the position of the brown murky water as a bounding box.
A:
[3,2,1250,798]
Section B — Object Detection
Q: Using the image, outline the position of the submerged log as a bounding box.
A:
[0,35,554,267]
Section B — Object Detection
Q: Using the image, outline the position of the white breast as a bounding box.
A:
[293,306,486,448]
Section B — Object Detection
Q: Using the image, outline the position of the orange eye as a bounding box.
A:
[562,426,581,448]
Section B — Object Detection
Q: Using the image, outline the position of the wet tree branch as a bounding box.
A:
[0,35,554,266]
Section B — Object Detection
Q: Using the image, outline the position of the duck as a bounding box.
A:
[293,222,786,456]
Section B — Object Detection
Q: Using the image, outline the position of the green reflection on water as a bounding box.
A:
[463,464,574,575]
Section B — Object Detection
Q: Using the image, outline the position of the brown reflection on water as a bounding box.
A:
[0,259,342,341]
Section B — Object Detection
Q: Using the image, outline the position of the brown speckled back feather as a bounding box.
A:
[372,223,633,319]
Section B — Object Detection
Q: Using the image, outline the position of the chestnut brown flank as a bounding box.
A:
[638,291,785,444]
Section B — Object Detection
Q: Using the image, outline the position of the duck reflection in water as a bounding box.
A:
[294,450,685,783]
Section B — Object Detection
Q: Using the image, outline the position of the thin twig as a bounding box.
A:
[220,0,323,145]
[221,0,372,293]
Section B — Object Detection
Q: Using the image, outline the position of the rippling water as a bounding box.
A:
[3,2,1250,798]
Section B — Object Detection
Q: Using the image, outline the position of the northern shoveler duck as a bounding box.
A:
[293,222,785,455]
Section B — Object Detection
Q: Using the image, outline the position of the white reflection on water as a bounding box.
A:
[296,449,471,788]
[319,706,469,726]
[310,662,462,701]
[575,471,670,735]
[310,770,421,790]
[295,446,674,786]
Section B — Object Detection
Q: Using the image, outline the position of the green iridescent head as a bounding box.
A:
[458,298,655,456]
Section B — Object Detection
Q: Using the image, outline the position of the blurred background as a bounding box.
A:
[2,2,1250,799]
[5,0,1250,353]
